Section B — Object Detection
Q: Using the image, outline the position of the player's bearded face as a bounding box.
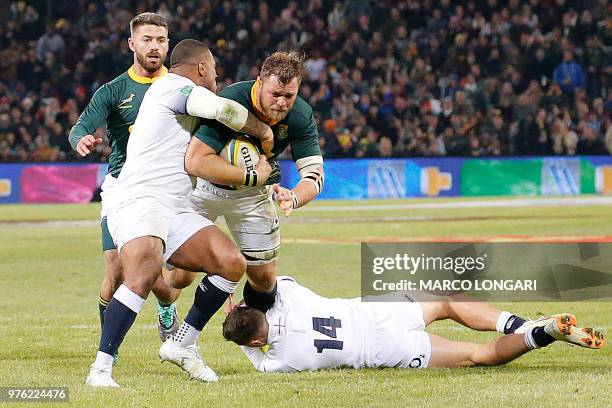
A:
[258,75,300,123]
[130,25,169,73]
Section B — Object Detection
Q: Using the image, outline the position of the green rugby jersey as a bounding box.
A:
[194,80,321,185]
[69,66,168,177]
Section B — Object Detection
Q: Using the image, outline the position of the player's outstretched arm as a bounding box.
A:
[239,346,295,373]
[185,87,274,155]
[74,134,103,157]
[68,85,111,156]
[273,155,324,216]
[185,137,272,187]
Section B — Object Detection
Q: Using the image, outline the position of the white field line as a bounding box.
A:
[282,235,612,244]
[3,196,612,227]
[303,196,612,212]
[71,324,157,330]
[0,220,98,227]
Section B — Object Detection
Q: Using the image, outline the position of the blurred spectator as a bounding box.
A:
[0,0,610,164]
[36,23,65,62]
[553,50,586,95]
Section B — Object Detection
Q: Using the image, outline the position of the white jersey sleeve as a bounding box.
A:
[239,346,296,373]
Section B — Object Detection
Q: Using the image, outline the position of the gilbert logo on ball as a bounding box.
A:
[220,135,261,189]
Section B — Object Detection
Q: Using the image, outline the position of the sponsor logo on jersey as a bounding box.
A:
[180,86,194,96]
[118,93,135,109]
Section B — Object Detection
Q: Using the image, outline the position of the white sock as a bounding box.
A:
[523,328,539,349]
[93,351,114,369]
[496,311,514,334]
[114,284,145,313]
[208,275,238,293]
[173,321,201,347]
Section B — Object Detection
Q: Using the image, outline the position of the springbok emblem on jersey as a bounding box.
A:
[276,124,289,140]
[118,93,135,109]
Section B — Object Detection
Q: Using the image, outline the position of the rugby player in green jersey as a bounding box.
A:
[68,13,181,344]
[164,52,324,358]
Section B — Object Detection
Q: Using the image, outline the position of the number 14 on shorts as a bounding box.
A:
[312,316,344,353]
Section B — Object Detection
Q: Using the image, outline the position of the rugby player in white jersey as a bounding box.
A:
[86,39,275,387]
[223,277,605,372]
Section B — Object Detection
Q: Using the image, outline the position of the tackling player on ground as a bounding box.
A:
[223,277,605,372]
[68,13,182,343]
[167,51,323,321]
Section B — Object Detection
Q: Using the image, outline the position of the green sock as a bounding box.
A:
[99,296,109,330]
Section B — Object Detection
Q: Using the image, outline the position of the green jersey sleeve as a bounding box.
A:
[290,107,321,161]
[68,84,113,150]
[193,118,233,153]
[192,83,249,152]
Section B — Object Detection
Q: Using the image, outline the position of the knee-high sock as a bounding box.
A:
[243,281,277,313]
[174,275,237,347]
[98,295,109,330]
[96,285,144,365]
[496,311,526,334]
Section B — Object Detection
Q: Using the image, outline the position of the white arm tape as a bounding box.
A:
[216,97,249,131]
[186,86,222,119]
[186,87,248,131]
[296,155,324,177]
[296,155,324,193]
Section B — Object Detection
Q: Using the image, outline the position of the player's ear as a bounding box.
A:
[198,61,206,78]
[128,37,135,52]
[250,339,266,347]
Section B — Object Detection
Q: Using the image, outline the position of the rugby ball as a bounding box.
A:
[219,135,261,188]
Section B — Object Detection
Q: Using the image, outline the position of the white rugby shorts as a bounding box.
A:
[191,179,280,264]
[99,173,118,220]
[107,196,213,264]
[362,300,431,369]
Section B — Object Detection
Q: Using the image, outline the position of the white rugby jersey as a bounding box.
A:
[240,277,376,372]
[112,73,199,207]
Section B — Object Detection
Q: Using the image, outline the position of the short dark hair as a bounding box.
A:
[170,39,210,67]
[129,12,168,36]
[260,51,306,84]
[222,306,266,345]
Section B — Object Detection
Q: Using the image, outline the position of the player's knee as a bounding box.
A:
[215,250,246,282]
[123,251,162,293]
[247,265,277,291]
[167,269,198,289]
[104,250,123,291]
[125,272,157,295]
[104,250,122,275]
[467,345,487,367]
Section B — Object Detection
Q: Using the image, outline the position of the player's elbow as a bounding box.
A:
[185,144,211,176]
[184,149,198,175]
[217,98,248,131]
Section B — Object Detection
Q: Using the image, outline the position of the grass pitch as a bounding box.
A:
[0,196,610,407]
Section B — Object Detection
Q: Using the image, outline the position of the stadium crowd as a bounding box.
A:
[0,0,611,163]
